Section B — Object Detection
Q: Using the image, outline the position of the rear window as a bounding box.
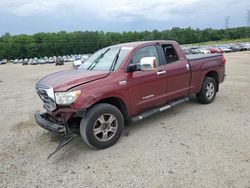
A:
[162,44,179,63]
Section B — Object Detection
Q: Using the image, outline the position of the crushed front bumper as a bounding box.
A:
[35,112,66,133]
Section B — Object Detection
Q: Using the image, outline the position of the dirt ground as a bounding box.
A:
[0,51,250,188]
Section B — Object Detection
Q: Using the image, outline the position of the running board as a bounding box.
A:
[130,97,189,123]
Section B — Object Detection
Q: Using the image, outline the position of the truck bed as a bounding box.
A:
[186,54,223,61]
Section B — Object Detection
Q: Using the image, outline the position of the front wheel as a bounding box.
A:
[196,77,217,104]
[80,103,124,149]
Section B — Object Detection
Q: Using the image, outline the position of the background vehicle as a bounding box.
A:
[35,40,226,150]
[229,44,241,52]
[38,59,46,64]
[22,58,29,65]
[55,56,64,65]
[48,57,55,64]
[218,45,232,53]
[73,57,82,69]
[198,48,210,54]
[30,59,38,65]
[209,47,224,53]
[18,59,24,64]
[13,59,19,64]
[0,59,7,64]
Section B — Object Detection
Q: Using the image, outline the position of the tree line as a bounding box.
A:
[0,27,249,59]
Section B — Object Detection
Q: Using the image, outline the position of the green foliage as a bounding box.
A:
[0,27,250,59]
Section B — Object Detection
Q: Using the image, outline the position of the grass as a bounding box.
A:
[188,38,250,46]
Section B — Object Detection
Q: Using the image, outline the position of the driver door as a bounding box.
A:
[126,45,167,115]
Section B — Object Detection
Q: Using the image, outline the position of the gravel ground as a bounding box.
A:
[0,52,250,188]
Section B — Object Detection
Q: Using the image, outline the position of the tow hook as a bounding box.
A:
[47,133,78,159]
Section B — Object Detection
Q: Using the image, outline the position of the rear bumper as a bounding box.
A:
[35,112,66,133]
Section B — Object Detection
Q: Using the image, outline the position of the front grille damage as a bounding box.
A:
[36,84,57,111]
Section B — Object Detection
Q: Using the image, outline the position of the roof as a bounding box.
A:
[110,40,176,48]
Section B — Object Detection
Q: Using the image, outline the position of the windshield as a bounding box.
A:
[78,46,132,71]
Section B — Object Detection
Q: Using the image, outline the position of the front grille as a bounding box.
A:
[36,84,57,111]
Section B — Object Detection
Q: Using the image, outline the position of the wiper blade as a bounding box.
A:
[110,48,121,71]
[87,48,110,70]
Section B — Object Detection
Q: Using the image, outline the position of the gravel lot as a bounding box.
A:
[0,51,250,188]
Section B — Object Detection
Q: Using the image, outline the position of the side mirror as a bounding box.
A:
[126,64,138,73]
[140,57,158,71]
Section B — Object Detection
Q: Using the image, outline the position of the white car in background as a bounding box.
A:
[199,48,210,54]
[73,54,90,69]
[73,57,82,69]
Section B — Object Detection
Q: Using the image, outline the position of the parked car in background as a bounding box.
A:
[28,59,33,65]
[237,43,248,51]
[0,59,7,64]
[218,45,232,53]
[48,57,55,64]
[44,56,49,63]
[13,59,19,64]
[229,44,241,52]
[0,60,3,65]
[18,59,24,64]
[209,47,224,53]
[30,59,38,65]
[22,58,29,65]
[38,58,46,64]
[189,47,200,54]
[73,57,82,69]
[240,43,250,51]
[199,48,211,54]
[55,56,64,66]
[182,47,192,55]
[67,56,75,62]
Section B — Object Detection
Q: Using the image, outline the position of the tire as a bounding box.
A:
[196,77,217,104]
[80,103,124,149]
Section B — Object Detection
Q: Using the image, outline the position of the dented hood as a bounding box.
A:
[37,69,109,91]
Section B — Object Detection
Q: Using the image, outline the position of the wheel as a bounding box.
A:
[80,103,124,149]
[196,77,217,104]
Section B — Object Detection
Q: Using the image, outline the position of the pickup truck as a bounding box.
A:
[35,40,226,149]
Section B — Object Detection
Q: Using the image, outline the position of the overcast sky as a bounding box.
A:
[0,0,249,35]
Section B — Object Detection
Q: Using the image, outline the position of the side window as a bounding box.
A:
[162,44,179,63]
[130,45,159,65]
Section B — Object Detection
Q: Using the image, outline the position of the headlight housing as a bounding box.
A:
[54,90,81,105]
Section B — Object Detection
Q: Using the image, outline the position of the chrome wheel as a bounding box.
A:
[206,82,215,100]
[93,113,118,142]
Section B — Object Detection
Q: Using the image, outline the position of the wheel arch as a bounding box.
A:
[205,70,219,92]
[90,97,129,121]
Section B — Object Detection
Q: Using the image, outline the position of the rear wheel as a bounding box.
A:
[80,103,124,149]
[196,77,217,104]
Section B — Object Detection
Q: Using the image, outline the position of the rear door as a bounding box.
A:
[161,44,191,100]
[126,45,167,114]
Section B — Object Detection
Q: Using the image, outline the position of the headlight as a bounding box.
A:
[55,90,81,105]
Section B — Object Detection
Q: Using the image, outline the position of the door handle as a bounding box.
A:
[157,70,167,75]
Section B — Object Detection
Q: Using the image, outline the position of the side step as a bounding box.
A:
[130,97,189,123]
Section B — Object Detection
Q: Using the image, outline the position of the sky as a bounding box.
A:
[0,0,249,35]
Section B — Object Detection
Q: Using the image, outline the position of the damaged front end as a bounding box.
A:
[35,84,84,134]
[35,112,66,133]
[35,84,84,158]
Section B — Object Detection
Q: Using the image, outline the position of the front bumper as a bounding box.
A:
[35,112,66,133]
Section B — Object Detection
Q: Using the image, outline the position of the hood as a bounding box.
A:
[37,69,110,91]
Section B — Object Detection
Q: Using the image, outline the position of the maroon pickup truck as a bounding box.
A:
[35,40,226,150]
